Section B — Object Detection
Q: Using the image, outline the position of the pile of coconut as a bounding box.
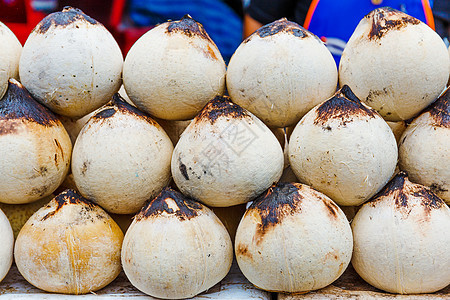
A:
[0,6,448,298]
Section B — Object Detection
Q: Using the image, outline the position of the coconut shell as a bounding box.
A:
[19,7,123,118]
[0,79,72,204]
[14,189,124,294]
[235,182,353,293]
[0,21,21,100]
[227,18,337,128]
[171,95,284,207]
[339,7,449,121]
[289,85,398,206]
[72,94,173,214]
[398,87,450,203]
[351,173,450,294]
[121,187,233,299]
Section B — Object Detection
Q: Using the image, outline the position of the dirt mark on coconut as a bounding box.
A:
[236,243,253,260]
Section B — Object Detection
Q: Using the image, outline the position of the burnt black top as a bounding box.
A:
[426,87,449,128]
[367,7,420,40]
[41,189,96,221]
[313,85,377,126]
[0,80,58,132]
[34,6,99,34]
[91,93,158,126]
[136,187,203,221]
[194,95,250,125]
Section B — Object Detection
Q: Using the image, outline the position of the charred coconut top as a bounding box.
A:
[194,95,250,125]
[34,6,98,34]
[313,85,377,127]
[248,18,313,41]
[39,189,97,221]
[136,187,204,221]
[367,7,420,40]
[368,172,445,214]
[426,87,449,128]
[0,79,58,128]
[166,14,212,42]
[91,93,158,126]
[248,182,340,243]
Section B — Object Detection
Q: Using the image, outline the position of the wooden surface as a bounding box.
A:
[279,265,449,299]
[0,261,270,299]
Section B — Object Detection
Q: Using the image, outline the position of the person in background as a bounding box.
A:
[128,0,244,63]
[243,0,442,65]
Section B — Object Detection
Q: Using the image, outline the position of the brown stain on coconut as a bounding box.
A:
[236,243,253,260]
[367,7,420,40]
[136,187,203,221]
[34,6,98,34]
[250,182,303,245]
[41,189,96,221]
[322,198,339,219]
[314,85,377,128]
[426,87,450,128]
[194,95,249,125]
[0,80,59,134]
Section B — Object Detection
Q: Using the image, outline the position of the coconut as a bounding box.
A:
[289,85,397,206]
[171,95,284,207]
[339,7,450,121]
[0,208,13,283]
[14,189,123,294]
[19,7,123,118]
[351,172,450,294]
[72,94,173,214]
[121,187,233,299]
[235,182,353,293]
[0,79,72,204]
[0,21,21,100]
[123,15,226,121]
[398,87,450,204]
[0,194,54,239]
[226,18,337,128]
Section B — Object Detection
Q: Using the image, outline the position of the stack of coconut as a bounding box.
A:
[0,5,449,299]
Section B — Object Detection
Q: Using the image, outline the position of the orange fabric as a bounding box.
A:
[303,0,320,29]
[421,0,435,30]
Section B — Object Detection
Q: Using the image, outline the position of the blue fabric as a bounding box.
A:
[129,0,243,62]
[307,0,432,65]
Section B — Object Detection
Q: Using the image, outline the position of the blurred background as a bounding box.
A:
[0,0,448,61]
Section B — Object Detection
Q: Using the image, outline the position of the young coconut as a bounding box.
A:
[123,15,226,121]
[19,7,123,118]
[235,182,353,293]
[351,172,450,294]
[171,95,284,207]
[14,189,124,294]
[0,79,72,204]
[72,94,174,214]
[339,7,450,121]
[121,187,233,299]
[0,208,13,283]
[289,85,397,206]
[0,21,21,100]
[226,18,337,128]
[398,87,450,204]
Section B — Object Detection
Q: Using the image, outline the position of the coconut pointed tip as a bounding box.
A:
[137,186,203,221]
[366,6,420,40]
[194,95,249,124]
